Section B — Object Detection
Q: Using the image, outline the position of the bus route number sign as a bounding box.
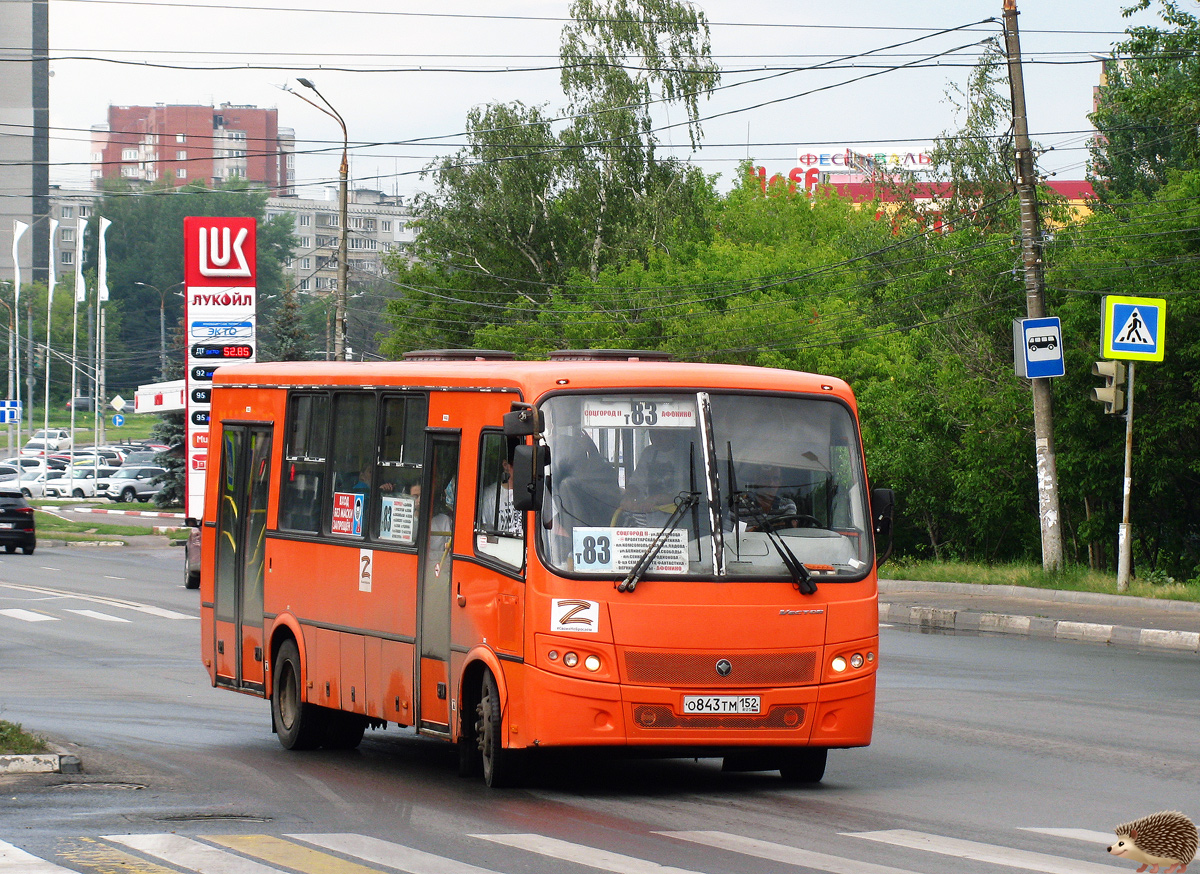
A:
[582,398,697,428]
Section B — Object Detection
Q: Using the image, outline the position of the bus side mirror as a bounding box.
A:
[503,403,543,437]
[871,487,895,568]
[511,443,547,512]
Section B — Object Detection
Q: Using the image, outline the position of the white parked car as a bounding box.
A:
[44,466,120,498]
[30,429,72,451]
[18,469,67,499]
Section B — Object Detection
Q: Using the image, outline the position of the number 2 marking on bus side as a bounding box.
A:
[359,550,373,592]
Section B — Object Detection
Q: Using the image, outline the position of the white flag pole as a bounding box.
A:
[12,220,28,449]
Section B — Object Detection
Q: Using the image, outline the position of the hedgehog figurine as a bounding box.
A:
[1108,811,1198,874]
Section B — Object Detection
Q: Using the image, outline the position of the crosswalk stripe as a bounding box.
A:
[105,835,285,874]
[846,829,1125,874]
[0,839,75,873]
[1019,829,1117,845]
[660,830,925,874]
[0,609,57,623]
[472,833,701,874]
[64,609,131,623]
[208,835,381,874]
[294,834,504,874]
[56,836,180,874]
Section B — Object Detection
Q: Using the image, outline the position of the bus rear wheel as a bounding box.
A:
[272,640,323,750]
[476,669,521,787]
[778,748,827,783]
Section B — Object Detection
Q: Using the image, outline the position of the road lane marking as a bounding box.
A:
[295,834,504,874]
[473,833,701,874]
[65,609,132,622]
[660,830,924,874]
[58,836,180,874]
[105,835,284,874]
[0,608,57,622]
[0,583,193,619]
[0,839,76,873]
[1020,829,1118,844]
[846,830,1126,874]
[208,835,380,874]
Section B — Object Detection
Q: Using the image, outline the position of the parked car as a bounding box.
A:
[21,440,55,457]
[2,456,43,472]
[184,526,201,589]
[0,489,35,554]
[44,466,120,498]
[30,429,72,451]
[18,469,67,499]
[119,450,161,466]
[73,447,123,466]
[95,466,166,503]
[0,464,20,484]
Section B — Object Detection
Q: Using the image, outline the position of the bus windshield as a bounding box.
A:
[538,391,873,581]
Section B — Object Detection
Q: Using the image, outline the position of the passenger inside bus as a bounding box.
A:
[618,428,700,526]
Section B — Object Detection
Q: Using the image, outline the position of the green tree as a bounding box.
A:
[1089,0,1200,200]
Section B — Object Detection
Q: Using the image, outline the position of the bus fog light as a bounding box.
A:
[584,655,601,672]
[563,652,578,667]
[850,653,864,669]
[867,651,875,662]
[831,656,847,673]
[547,650,559,661]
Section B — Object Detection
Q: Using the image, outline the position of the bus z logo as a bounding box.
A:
[552,599,599,634]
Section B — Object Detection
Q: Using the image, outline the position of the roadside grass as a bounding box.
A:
[0,719,49,755]
[31,505,186,542]
[883,558,1200,603]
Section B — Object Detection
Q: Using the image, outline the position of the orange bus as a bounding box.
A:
[197,349,893,786]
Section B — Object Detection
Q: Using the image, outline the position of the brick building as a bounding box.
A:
[90,103,294,194]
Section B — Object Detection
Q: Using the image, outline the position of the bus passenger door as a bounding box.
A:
[213,424,272,693]
[415,434,459,734]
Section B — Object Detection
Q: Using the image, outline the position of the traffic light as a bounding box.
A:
[1091,360,1126,414]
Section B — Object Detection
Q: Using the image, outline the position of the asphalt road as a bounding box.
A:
[2,545,1198,874]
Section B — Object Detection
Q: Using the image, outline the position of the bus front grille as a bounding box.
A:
[622,650,817,686]
[632,704,806,730]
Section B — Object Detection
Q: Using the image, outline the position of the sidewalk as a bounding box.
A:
[879,579,1200,654]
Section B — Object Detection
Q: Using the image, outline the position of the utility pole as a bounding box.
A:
[1003,0,1063,571]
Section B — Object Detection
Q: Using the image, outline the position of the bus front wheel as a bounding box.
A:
[476,670,521,788]
[272,640,323,750]
[779,747,827,783]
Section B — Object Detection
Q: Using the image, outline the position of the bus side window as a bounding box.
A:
[475,432,523,568]
[328,393,376,537]
[279,393,328,533]
[374,394,428,542]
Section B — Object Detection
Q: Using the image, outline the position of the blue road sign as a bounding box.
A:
[1103,295,1166,362]
[1014,317,1065,378]
[112,413,125,427]
[0,400,21,424]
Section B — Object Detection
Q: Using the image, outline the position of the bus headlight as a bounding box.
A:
[831,656,847,673]
[584,655,601,672]
[563,652,579,667]
[850,653,864,669]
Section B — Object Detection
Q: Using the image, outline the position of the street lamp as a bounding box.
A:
[134,281,185,379]
[292,77,349,360]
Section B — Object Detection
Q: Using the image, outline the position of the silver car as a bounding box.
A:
[95,466,167,503]
[44,466,121,498]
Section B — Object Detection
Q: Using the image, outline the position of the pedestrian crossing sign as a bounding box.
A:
[1102,295,1166,362]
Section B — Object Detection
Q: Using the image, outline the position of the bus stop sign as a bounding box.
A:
[1014,317,1065,378]
[1102,295,1166,362]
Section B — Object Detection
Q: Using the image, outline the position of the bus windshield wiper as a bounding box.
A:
[617,491,700,593]
[731,491,816,595]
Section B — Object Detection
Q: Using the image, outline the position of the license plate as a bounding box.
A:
[682,695,761,715]
[0,522,12,528]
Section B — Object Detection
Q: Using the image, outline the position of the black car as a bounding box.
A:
[0,489,36,555]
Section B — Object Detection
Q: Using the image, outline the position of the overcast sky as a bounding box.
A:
[45,0,1165,200]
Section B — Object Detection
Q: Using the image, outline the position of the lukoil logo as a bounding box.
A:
[198,225,251,277]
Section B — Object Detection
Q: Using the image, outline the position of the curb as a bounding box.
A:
[879,601,1200,654]
[0,748,82,775]
[68,507,183,519]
